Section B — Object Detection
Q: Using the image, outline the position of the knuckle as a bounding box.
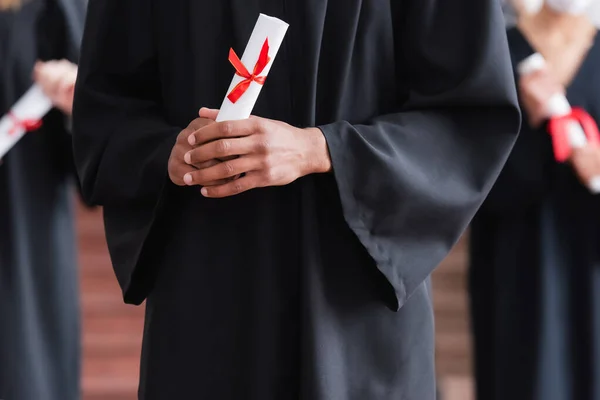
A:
[255,119,268,134]
[179,128,190,140]
[189,119,200,130]
[220,122,233,136]
[260,155,274,170]
[255,138,271,153]
[216,139,231,154]
[263,167,276,182]
[222,161,236,175]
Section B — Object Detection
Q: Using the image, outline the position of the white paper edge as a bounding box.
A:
[0,85,52,159]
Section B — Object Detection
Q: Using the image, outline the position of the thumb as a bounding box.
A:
[199,107,219,120]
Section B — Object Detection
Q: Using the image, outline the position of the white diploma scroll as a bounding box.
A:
[216,14,289,122]
[0,85,52,159]
[518,53,600,193]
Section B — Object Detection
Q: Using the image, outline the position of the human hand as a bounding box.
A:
[168,112,230,187]
[33,59,78,115]
[569,145,600,190]
[518,68,565,128]
[182,107,332,198]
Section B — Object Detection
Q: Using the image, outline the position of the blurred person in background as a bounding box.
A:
[469,0,600,399]
[0,0,85,399]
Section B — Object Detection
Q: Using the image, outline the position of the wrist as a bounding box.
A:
[303,127,332,175]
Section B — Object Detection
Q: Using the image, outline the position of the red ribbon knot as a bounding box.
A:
[226,38,271,104]
[8,111,43,136]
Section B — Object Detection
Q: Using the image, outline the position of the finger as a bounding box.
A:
[199,107,219,120]
[183,156,259,186]
[193,158,220,170]
[46,75,62,98]
[188,117,215,132]
[176,129,192,146]
[537,71,564,92]
[184,137,255,165]
[200,171,263,198]
[57,81,76,103]
[35,62,61,86]
[169,163,197,186]
[188,118,263,146]
[201,177,236,187]
[192,160,241,184]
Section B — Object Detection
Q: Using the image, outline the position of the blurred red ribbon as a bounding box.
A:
[226,38,271,104]
[548,107,600,162]
[8,111,42,136]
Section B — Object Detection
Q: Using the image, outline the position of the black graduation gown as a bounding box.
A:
[0,0,85,399]
[72,0,520,398]
[469,28,600,400]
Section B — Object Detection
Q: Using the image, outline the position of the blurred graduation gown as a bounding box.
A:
[470,28,600,400]
[73,0,520,398]
[0,0,85,399]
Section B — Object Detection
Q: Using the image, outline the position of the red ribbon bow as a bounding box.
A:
[548,107,600,162]
[8,111,43,136]
[226,38,271,104]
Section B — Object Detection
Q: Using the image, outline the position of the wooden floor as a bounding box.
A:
[77,204,474,400]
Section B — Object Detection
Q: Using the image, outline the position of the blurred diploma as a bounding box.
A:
[0,85,52,159]
[216,14,289,122]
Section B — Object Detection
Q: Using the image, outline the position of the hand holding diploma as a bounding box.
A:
[517,61,566,129]
[0,59,79,162]
[168,12,331,197]
[175,107,331,198]
[169,13,331,196]
[33,59,78,116]
[518,53,600,193]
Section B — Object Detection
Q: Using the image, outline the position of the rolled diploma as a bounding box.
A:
[215,14,289,122]
[518,53,600,193]
[0,85,52,159]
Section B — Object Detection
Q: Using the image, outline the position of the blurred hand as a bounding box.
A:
[33,59,78,115]
[569,146,600,188]
[168,111,229,187]
[518,68,565,128]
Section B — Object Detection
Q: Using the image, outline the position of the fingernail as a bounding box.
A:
[201,187,208,196]
[589,176,600,194]
[184,173,193,185]
[184,152,191,164]
[188,134,195,146]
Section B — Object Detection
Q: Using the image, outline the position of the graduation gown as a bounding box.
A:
[73,0,520,398]
[469,28,600,400]
[0,0,85,399]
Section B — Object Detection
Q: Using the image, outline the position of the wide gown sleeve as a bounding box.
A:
[319,0,521,311]
[72,0,179,304]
